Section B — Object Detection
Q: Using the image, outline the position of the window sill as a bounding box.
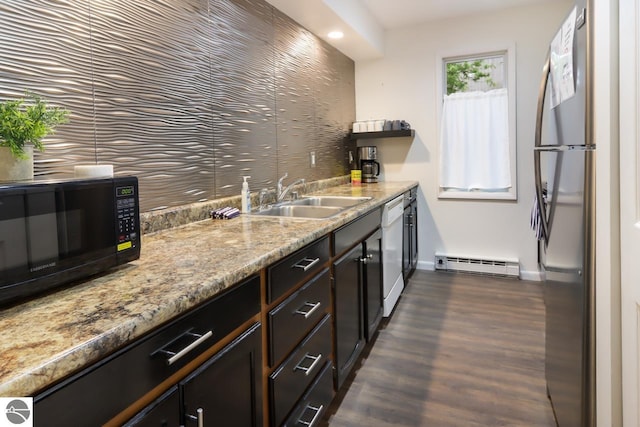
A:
[438,189,517,201]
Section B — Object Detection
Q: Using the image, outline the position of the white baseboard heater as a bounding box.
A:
[434,254,520,278]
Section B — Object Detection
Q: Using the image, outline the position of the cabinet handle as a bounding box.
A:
[187,407,204,427]
[294,301,321,318]
[360,254,373,264]
[298,404,324,427]
[292,257,320,271]
[294,353,322,376]
[155,330,213,366]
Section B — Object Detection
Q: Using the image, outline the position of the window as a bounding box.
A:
[436,46,517,200]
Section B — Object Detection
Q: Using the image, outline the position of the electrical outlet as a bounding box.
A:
[310,151,316,167]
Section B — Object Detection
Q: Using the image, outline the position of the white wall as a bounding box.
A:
[355,1,572,278]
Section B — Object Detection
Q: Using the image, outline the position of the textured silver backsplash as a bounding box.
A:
[212,0,277,198]
[0,0,354,211]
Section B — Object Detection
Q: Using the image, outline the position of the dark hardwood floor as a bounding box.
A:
[323,270,557,427]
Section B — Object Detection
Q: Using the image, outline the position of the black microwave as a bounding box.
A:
[0,176,141,307]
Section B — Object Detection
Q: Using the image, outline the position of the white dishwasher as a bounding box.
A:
[382,195,405,317]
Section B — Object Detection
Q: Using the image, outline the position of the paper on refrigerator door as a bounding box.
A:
[549,6,577,109]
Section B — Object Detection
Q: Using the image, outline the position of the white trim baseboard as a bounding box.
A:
[519,270,543,281]
[417,260,435,271]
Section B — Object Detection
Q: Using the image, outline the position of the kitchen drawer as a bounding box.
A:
[333,208,382,257]
[269,268,330,366]
[267,236,330,303]
[283,361,334,427]
[270,314,331,427]
[35,275,260,427]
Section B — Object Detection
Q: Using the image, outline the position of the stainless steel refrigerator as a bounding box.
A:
[533,1,595,426]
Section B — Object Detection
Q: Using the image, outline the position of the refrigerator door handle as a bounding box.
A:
[534,55,550,149]
[534,145,594,152]
[534,54,551,242]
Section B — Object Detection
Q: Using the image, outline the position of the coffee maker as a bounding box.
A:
[358,146,380,183]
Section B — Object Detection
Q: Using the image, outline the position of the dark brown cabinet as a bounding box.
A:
[403,188,418,280]
[128,323,263,427]
[28,190,415,427]
[181,322,262,427]
[268,269,331,367]
[267,237,330,304]
[363,229,383,342]
[333,227,383,389]
[34,276,261,427]
[269,315,332,426]
[266,237,333,427]
[124,387,180,427]
[282,361,334,427]
[333,243,366,389]
[332,208,383,390]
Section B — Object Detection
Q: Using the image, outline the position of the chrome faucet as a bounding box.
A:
[277,173,305,202]
[277,173,288,199]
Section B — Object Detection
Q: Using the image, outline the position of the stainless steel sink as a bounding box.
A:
[292,196,372,208]
[252,204,345,219]
[252,195,371,219]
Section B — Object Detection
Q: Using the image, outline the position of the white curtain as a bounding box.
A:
[439,88,511,190]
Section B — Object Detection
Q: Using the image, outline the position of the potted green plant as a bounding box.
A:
[0,91,69,181]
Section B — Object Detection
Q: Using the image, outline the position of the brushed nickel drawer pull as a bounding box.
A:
[294,301,321,318]
[298,404,324,427]
[292,257,320,271]
[187,407,204,427]
[294,352,322,376]
[156,330,213,366]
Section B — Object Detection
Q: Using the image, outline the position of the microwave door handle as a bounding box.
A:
[534,54,551,242]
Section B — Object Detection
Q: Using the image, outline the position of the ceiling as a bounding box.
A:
[265,0,555,61]
[360,0,556,30]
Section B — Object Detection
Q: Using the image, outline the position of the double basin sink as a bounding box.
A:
[253,196,372,219]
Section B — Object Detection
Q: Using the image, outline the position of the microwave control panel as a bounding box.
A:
[116,185,138,252]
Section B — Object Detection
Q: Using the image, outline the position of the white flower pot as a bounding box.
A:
[0,146,33,182]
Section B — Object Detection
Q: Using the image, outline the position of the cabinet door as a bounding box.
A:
[180,323,262,427]
[124,387,180,427]
[402,205,411,279]
[410,200,418,272]
[364,229,383,342]
[333,244,365,389]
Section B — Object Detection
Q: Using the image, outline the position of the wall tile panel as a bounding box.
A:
[211,0,277,197]
[273,10,318,185]
[0,0,354,212]
[0,0,96,178]
[90,0,214,211]
[315,42,349,180]
[338,51,357,171]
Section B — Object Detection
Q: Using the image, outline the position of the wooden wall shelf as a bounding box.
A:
[349,129,415,140]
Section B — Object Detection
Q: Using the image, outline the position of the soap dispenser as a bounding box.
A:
[241,176,251,213]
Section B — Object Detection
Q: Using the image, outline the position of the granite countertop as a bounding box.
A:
[0,181,417,396]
